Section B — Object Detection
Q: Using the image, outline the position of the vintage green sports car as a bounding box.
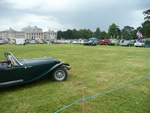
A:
[0,52,71,87]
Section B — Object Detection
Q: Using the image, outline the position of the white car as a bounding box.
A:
[16,38,25,45]
[134,41,145,47]
[0,40,3,44]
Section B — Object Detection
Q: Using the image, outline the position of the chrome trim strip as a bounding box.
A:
[5,52,23,66]
[10,53,23,65]
[0,79,23,86]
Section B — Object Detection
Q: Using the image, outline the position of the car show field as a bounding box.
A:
[0,44,150,113]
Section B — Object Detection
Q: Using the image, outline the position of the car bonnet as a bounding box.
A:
[19,57,60,66]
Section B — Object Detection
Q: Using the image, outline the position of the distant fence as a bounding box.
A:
[55,77,150,113]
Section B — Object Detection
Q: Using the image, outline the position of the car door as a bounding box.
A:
[0,65,24,86]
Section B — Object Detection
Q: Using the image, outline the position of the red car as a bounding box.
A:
[99,40,111,45]
[3,41,9,44]
[0,40,9,45]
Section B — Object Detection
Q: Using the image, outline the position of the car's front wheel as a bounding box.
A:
[51,67,68,81]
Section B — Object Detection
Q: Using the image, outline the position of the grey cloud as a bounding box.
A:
[0,0,149,31]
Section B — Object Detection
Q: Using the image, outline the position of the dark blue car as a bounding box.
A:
[83,40,97,46]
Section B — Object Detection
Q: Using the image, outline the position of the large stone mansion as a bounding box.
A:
[0,26,57,41]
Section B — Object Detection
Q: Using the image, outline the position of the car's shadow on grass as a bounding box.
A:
[0,72,74,92]
[0,75,55,92]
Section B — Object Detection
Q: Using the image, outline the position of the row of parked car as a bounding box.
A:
[0,38,149,47]
[69,38,147,47]
[99,39,145,47]
[0,39,52,45]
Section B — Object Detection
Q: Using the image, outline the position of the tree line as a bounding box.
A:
[57,9,150,40]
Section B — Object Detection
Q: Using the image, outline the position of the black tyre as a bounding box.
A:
[51,67,68,81]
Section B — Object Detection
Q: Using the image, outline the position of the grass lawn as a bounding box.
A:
[0,44,150,113]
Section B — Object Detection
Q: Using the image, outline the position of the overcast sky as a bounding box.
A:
[0,0,149,32]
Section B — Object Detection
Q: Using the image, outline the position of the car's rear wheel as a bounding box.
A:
[51,67,68,81]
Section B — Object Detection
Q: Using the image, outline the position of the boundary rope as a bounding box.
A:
[55,77,150,113]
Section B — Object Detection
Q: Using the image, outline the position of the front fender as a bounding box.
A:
[49,62,71,72]
[23,62,70,84]
[49,62,64,72]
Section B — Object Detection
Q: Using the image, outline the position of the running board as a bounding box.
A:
[0,79,23,86]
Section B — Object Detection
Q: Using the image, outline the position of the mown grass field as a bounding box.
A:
[0,44,150,113]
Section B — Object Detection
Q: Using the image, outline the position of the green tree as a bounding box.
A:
[87,29,93,38]
[79,29,93,39]
[98,31,108,39]
[143,9,150,21]
[108,23,120,38]
[117,28,121,39]
[130,29,137,40]
[142,9,150,38]
[121,26,134,40]
[93,27,101,38]
[57,30,63,39]
[72,29,80,39]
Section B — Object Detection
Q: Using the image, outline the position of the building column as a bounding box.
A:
[39,33,41,39]
[33,33,34,39]
[28,33,29,39]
